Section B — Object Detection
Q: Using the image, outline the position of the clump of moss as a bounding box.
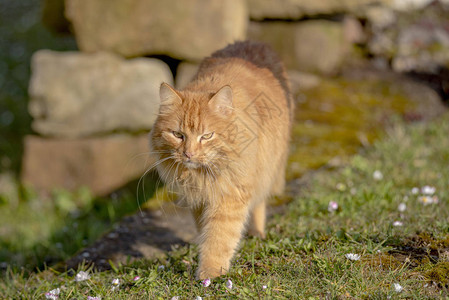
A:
[415,232,449,250]
[424,261,449,285]
[362,253,403,270]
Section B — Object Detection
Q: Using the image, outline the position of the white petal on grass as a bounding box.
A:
[393,221,403,227]
[411,187,419,194]
[336,183,346,191]
[418,196,439,205]
[75,271,90,282]
[45,288,60,299]
[345,253,361,261]
[373,170,383,181]
[171,297,179,300]
[202,278,211,287]
[398,203,406,212]
[133,276,140,281]
[196,297,203,300]
[262,285,268,290]
[393,283,403,292]
[328,201,338,212]
[111,278,120,291]
[226,279,233,289]
[421,185,436,195]
[157,265,165,271]
[87,297,101,300]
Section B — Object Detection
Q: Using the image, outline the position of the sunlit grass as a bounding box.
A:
[1,113,448,298]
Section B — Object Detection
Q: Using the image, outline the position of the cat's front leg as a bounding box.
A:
[196,200,249,280]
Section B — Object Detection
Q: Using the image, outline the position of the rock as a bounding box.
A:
[392,24,449,72]
[247,0,390,20]
[391,0,441,11]
[249,20,349,75]
[65,0,247,61]
[343,16,366,44]
[41,0,71,33]
[175,62,199,89]
[288,70,321,94]
[21,134,154,196]
[367,2,449,73]
[363,5,396,30]
[28,50,172,138]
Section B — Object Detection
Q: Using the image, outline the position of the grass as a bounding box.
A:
[1,112,448,298]
[0,176,158,273]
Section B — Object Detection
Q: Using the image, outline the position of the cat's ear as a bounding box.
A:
[209,85,233,117]
[159,83,181,112]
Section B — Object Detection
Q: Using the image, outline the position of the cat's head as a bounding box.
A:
[150,83,235,170]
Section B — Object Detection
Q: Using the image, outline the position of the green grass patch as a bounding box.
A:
[1,113,448,298]
[0,174,159,273]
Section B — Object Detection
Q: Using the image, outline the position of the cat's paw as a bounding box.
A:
[247,229,266,239]
[196,267,227,280]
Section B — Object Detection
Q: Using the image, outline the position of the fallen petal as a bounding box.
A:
[421,186,435,195]
[373,170,383,181]
[45,288,60,299]
[328,201,338,212]
[202,278,211,287]
[226,279,233,289]
[75,271,90,282]
[393,283,403,292]
[345,253,360,261]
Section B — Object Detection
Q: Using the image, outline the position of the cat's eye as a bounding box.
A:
[201,132,214,140]
[172,131,184,139]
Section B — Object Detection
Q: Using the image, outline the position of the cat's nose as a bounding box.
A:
[184,151,194,159]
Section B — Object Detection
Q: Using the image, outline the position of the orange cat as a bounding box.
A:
[149,41,293,279]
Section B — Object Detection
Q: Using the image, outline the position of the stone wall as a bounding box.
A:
[25,0,449,195]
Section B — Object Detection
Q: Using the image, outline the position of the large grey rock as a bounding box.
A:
[29,50,172,137]
[175,62,199,89]
[21,134,154,196]
[247,0,391,20]
[288,70,322,94]
[367,2,449,73]
[249,20,349,75]
[65,0,247,61]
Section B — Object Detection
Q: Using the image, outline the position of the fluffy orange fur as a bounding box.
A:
[149,41,293,279]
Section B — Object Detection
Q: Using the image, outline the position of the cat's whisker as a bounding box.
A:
[155,159,179,219]
[160,160,177,192]
[136,155,175,213]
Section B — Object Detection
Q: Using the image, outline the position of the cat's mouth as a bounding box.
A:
[183,160,200,169]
